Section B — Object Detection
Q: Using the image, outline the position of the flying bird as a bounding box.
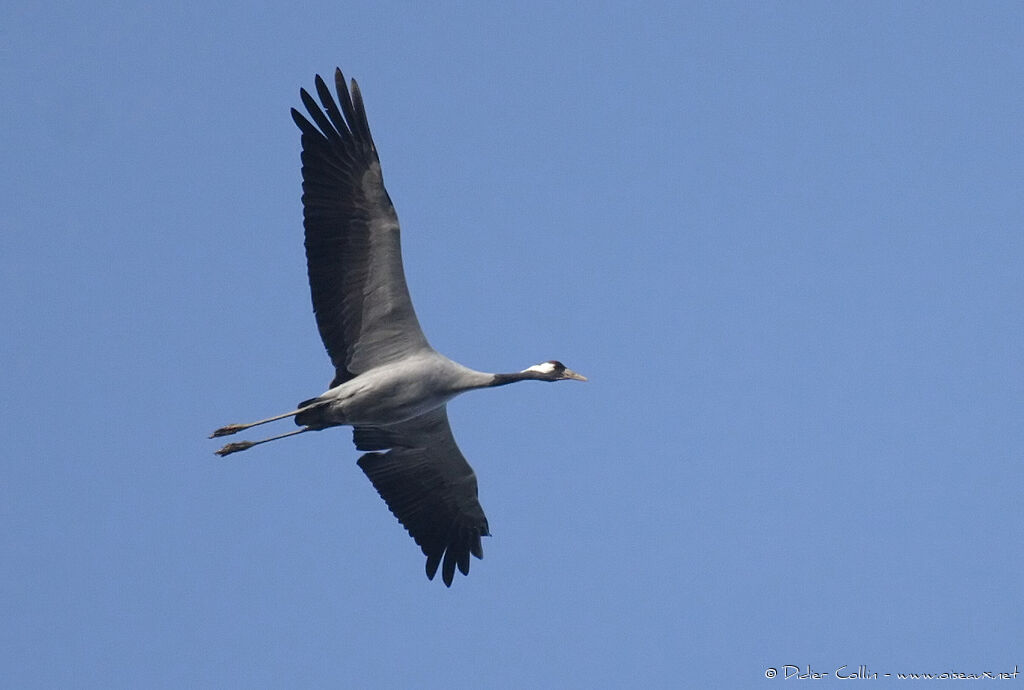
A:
[212,69,585,586]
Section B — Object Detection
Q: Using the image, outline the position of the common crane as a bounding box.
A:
[211,69,585,586]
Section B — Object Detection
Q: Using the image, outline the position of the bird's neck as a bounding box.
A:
[487,371,546,387]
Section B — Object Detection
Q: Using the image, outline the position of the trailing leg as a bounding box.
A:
[210,405,316,438]
[214,427,314,456]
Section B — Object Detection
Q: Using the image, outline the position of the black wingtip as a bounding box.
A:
[334,68,346,98]
[299,87,315,111]
[426,552,441,582]
[442,550,457,587]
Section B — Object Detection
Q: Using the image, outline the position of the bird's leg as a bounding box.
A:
[210,407,311,438]
[214,427,313,457]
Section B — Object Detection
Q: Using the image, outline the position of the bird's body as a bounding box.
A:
[297,352,493,428]
[213,69,584,586]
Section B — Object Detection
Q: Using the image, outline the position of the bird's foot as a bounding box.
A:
[215,441,254,457]
[210,424,246,438]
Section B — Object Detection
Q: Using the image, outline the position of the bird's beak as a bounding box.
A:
[563,368,588,382]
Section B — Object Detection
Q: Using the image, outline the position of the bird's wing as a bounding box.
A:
[353,406,490,587]
[291,69,430,387]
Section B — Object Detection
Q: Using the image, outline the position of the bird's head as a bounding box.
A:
[520,360,587,382]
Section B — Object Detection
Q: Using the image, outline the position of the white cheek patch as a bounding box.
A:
[522,362,557,374]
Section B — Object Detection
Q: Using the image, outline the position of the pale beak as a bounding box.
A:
[563,368,588,382]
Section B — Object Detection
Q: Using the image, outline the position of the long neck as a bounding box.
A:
[487,371,547,387]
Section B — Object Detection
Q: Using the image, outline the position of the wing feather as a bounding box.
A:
[314,75,349,138]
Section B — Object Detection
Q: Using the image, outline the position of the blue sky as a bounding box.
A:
[3,1,1022,687]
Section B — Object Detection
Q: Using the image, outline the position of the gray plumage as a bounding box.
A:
[212,69,585,586]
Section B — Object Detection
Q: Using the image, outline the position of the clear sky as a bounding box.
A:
[3,1,1022,687]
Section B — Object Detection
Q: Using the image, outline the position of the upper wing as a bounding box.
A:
[353,406,490,587]
[291,69,430,387]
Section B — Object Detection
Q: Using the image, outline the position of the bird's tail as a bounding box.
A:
[294,397,331,428]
